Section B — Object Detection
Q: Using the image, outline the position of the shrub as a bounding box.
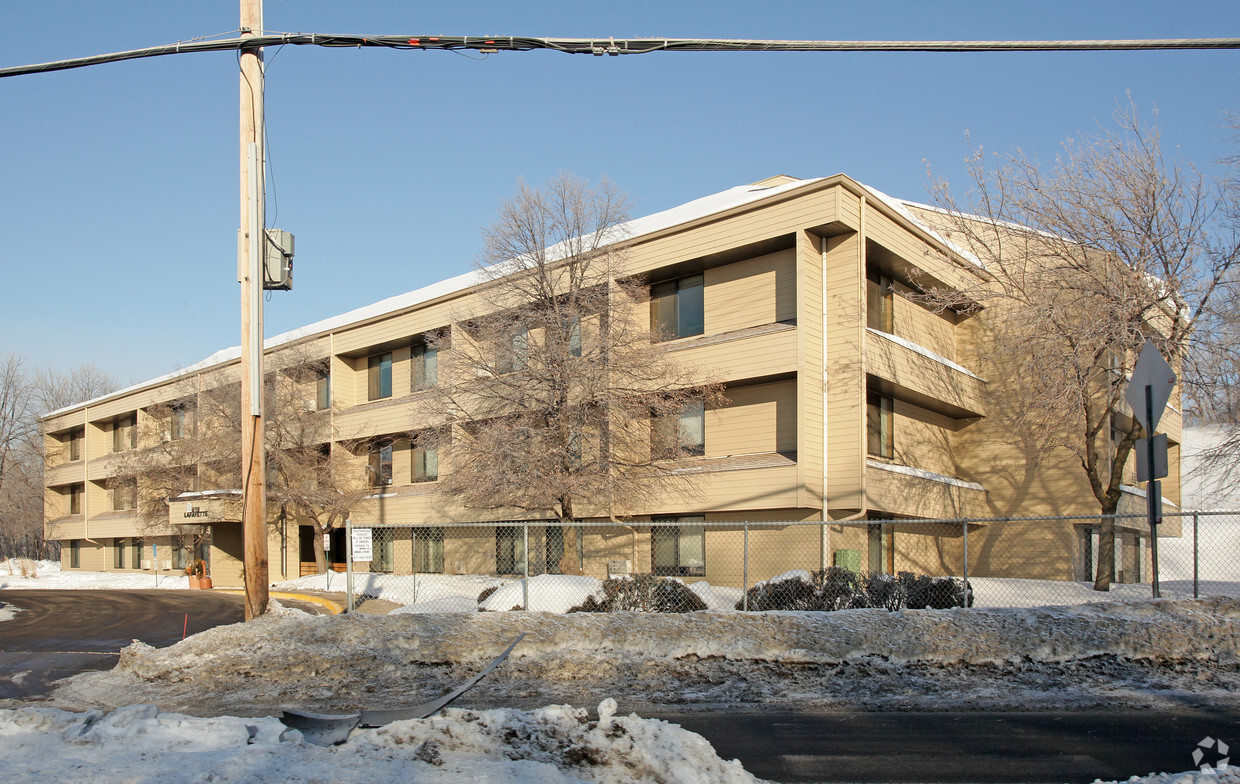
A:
[568,573,707,613]
[736,567,968,612]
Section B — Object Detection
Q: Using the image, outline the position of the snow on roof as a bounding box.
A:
[45,175,965,420]
[860,186,984,269]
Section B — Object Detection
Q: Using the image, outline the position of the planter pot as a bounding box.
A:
[199,577,213,590]
[188,575,201,589]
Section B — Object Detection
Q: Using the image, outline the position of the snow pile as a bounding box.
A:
[478,574,605,613]
[0,701,758,784]
[50,597,1240,717]
[0,560,191,591]
[1099,767,1239,784]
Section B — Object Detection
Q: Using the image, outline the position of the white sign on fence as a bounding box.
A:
[351,528,373,562]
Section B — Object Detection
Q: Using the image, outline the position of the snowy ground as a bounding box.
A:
[5,561,1240,782]
[0,558,190,590]
[0,700,758,784]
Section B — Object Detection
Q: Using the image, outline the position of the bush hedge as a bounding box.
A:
[569,573,708,613]
[737,567,971,612]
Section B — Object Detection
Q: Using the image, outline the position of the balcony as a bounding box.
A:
[865,328,986,418]
[866,459,988,519]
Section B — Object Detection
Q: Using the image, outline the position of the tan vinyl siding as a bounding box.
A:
[890,280,957,362]
[824,229,864,511]
[865,331,986,417]
[796,230,825,507]
[702,249,796,334]
[707,380,797,457]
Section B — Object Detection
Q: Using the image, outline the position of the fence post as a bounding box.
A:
[1193,512,1199,599]
[411,528,419,606]
[522,523,530,611]
[346,518,354,613]
[743,522,749,612]
[962,520,969,608]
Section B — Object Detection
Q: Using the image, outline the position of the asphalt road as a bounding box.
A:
[660,710,1240,784]
[0,589,247,699]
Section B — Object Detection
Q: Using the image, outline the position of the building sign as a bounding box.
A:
[351,528,373,563]
[183,502,209,519]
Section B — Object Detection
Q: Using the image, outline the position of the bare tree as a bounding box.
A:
[265,353,373,573]
[112,347,373,575]
[918,103,1239,590]
[423,173,723,534]
[0,356,117,546]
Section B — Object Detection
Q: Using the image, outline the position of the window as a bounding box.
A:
[411,343,438,391]
[68,428,84,461]
[651,274,704,340]
[113,537,126,569]
[867,269,893,333]
[374,535,394,574]
[414,527,445,573]
[111,479,137,511]
[654,400,705,458]
[411,439,438,483]
[69,539,80,569]
[652,516,706,577]
[368,440,393,487]
[495,526,526,575]
[69,484,83,515]
[132,537,143,570]
[315,366,331,410]
[368,352,392,400]
[500,328,529,373]
[170,405,194,440]
[112,415,135,452]
[564,317,582,358]
[867,393,893,459]
[867,522,893,575]
[173,536,188,571]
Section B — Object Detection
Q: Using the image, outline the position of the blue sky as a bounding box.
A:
[2,1,1237,387]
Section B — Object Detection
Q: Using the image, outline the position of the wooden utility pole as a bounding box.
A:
[239,0,268,620]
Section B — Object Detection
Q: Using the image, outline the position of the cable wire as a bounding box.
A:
[3,33,1239,78]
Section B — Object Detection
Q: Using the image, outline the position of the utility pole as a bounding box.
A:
[239,0,268,620]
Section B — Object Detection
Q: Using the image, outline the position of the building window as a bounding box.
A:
[368,440,393,487]
[170,405,194,441]
[867,269,894,333]
[867,522,893,575]
[316,366,331,410]
[112,415,135,452]
[68,428,84,461]
[69,539,80,569]
[867,393,893,459]
[495,526,526,575]
[563,317,582,358]
[652,516,706,577]
[654,400,706,459]
[411,343,438,392]
[411,439,439,483]
[499,327,529,374]
[414,527,445,573]
[69,484,83,515]
[651,274,704,340]
[132,537,143,569]
[374,535,394,574]
[113,537,126,569]
[173,536,189,571]
[368,352,392,400]
[111,479,137,511]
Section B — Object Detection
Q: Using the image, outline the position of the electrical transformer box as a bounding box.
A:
[264,229,294,290]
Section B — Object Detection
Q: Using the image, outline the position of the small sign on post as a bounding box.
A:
[1125,340,1177,600]
[351,528,373,563]
[323,533,331,551]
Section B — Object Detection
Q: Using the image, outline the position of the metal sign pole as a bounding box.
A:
[1146,385,1161,599]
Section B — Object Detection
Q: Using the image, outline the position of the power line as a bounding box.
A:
[3,33,1239,78]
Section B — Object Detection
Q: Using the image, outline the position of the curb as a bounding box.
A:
[216,590,344,615]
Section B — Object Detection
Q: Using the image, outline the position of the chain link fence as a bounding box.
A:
[342,512,1240,614]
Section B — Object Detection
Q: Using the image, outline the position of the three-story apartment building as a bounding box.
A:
[41,174,1180,588]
